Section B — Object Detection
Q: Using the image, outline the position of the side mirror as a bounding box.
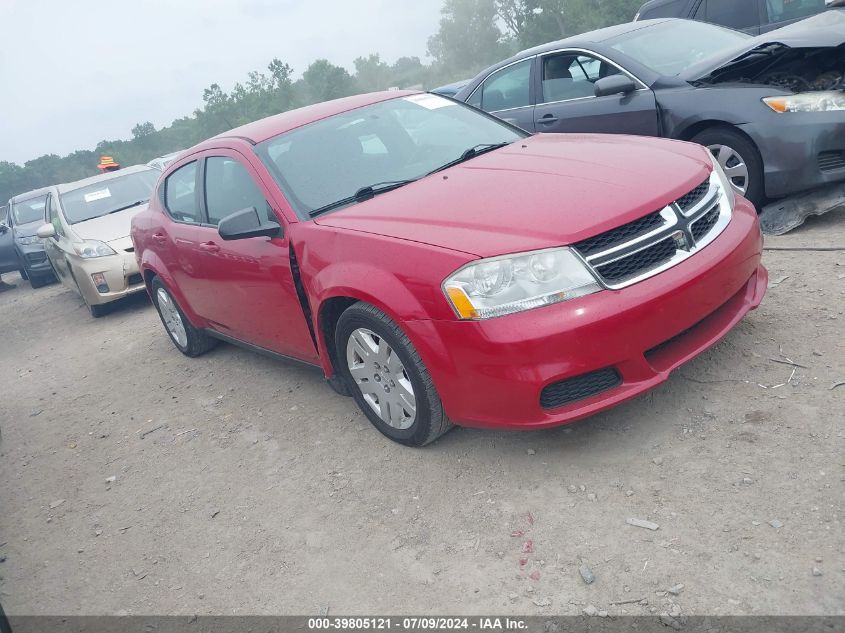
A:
[217,207,282,241]
[594,75,637,98]
[36,223,56,239]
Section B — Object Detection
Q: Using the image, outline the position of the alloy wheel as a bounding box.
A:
[708,144,749,194]
[346,327,416,429]
[156,287,188,348]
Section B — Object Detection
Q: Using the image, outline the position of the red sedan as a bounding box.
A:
[131,91,767,446]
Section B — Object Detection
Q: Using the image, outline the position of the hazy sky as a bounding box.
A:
[0,0,443,165]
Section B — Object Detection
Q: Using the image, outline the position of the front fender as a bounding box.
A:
[294,225,473,377]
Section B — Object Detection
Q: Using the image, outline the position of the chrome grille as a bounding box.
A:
[572,174,731,289]
[574,210,664,257]
[690,206,720,242]
[593,237,678,284]
[675,180,709,214]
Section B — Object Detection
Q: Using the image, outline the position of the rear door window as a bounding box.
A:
[164,162,201,223]
[694,0,760,29]
[470,59,532,113]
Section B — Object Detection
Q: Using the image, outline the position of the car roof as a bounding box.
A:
[203,90,419,146]
[56,164,156,194]
[10,185,55,204]
[503,18,671,61]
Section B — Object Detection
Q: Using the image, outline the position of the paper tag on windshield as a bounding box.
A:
[404,94,454,110]
[84,188,111,203]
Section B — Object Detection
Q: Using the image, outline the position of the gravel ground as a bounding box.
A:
[0,209,843,618]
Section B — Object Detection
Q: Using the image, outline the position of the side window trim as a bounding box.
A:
[536,48,649,107]
[163,160,204,226]
[466,56,537,114]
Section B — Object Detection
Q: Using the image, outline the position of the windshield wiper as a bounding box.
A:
[108,200,149,214]
[308,180,417,218]
[428,142,512,176]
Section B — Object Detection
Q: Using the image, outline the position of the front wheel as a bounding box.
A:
[151,277,217,357]
[691,127,764,209]
[335,303,452,447]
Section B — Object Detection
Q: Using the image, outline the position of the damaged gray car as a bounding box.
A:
[454,10,845,233]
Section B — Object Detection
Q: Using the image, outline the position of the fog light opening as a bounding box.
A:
[91,272,109,294]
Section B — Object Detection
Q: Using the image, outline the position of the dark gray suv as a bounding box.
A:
[635,0,829,34]
[6,187,57,288]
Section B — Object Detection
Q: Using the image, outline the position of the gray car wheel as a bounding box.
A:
[692,127,764,209]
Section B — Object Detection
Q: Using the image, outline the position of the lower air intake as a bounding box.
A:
[540,367,622,410]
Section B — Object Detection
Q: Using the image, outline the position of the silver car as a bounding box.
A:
[37,166,158,317]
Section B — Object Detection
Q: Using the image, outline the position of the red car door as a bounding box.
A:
[191,150,317,363]
[154,160,209,307]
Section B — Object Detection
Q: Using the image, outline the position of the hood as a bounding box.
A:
[685,10,845,83]
[315,134,711,258]
[71,204,148,243]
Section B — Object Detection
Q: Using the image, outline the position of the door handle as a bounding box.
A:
[538,115,559,125]
[152,233,167,245]
[199,241,220,254]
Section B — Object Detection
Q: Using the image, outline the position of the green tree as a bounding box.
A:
[131,122,156,139]
[301,59,356,103]
[354,54,391,92]
[427,0,505,78]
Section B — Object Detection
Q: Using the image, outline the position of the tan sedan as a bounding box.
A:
[37,166,159,317]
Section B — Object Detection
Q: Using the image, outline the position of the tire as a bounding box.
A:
[18,267,28,281]
[335,303,452,447]
[89,303,108,318]
[151,276,217,357]
[691,127,764,209]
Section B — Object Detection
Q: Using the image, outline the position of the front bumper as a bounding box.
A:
[15,242,52,276]
[741,112,845,200]
[72,248,146,306]
[405,197,766,430]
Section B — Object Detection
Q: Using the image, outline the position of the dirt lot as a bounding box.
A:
[1,210,843,618]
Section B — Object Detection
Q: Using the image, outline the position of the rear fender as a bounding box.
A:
[139,251,206,329]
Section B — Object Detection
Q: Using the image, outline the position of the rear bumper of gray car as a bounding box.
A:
[740,112,845,200]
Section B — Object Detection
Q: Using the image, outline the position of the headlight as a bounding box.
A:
[443,247,601,320]
[763,91,845,113]
[709,152,736,208]
[73,240,116,258]
[16,236,39,246]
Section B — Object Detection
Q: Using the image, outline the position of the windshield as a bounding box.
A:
[60,170,158,224]
[607,21,751,76]
[256,94,526,218]
[11,195,48,226]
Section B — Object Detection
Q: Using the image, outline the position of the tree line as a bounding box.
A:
[0,0,640,203]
